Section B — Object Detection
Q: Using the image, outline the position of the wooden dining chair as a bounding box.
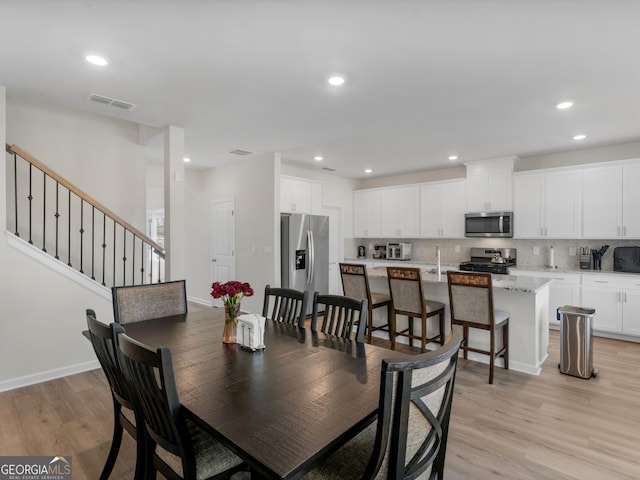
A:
[386,267,446,353]
[262,285,309,327]
[116,332,246,480]
[112,280,187,324]
[86,309,146,480]
[447,270,509,384]
[302,328,463,480]
[310,293,368,342]
[339,263,391,343]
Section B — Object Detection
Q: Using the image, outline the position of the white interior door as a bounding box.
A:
[211,199,235,306]
[322,205,343,294]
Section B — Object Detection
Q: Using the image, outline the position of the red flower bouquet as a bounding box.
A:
[211,281,254,305]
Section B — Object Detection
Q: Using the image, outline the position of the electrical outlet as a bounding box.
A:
[455,245,461,253]
[569,246,577,256]
[533,246,540,255]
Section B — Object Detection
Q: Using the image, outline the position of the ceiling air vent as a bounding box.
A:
[322,167,336,172]
[88,93,137,111]
[229,149,252,156]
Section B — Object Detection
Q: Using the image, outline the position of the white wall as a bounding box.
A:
[184,153,280,314]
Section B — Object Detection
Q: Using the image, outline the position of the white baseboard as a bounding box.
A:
[187,296,213,307]
[0,359,100,393]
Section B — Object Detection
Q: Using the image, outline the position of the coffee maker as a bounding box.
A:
[358,245,366,258]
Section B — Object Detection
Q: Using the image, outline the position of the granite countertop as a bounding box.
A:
[367,266,553,294]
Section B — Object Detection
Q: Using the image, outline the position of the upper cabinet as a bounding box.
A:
[353,189,382,238]
[465,156,516,212]
[513,168,582,238]
[380,186,420,237]
[582,161,640,239]
[280,176,322,214]
[419,180,466,238]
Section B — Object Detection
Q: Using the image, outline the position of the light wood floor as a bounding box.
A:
[2,324,639,479]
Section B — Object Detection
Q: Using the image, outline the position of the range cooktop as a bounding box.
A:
[459,247,517,275]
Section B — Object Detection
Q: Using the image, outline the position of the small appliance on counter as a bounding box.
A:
[372,244,387,259]
[579,246,591,269]
[387,242,411,260]
[613,246,640,273]
[459,247,517,275]
[591,245,609,270]
[358,245,366,258]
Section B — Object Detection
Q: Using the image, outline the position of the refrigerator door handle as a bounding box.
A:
[308,229,315,284]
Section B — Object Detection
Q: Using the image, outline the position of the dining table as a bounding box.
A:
[99,307,409,479]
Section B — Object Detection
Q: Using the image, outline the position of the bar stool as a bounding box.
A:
[447,270,509,384]
[386,266,446,353]
[339,263,391,343]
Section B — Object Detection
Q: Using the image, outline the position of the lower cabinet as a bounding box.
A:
[581,274,640,336]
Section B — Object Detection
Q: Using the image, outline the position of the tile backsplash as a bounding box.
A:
[346,237,640,272]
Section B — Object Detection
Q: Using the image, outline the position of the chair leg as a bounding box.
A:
[503,322,509,370]
[100,400,124,480]
[367,305,373,344]
[463,327,469,360]
[439,309,445,346]
[408,316,414,347]
[390,310,397,351]
[387,304,392,341]
[421,315,426,353]
[489,326,496,385]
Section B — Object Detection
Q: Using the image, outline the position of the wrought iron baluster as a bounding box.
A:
[67,190,72,266]
[140,238,145,285]
[149,245,154,284]
[131,234,136,285]
[42,172,47,252]
[101,213,107,286]
[13,152,19,237]
[122,228,127,286]
[28,163,33,244]
[157,250,161,283]
[113,221,116,287]
[91,206,95,280]
[54,182,60,259]
[79,199,84,274]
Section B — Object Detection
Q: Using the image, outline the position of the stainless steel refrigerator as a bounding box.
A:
[281,213,329,316]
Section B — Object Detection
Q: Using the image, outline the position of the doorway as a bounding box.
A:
[211,199,235,306]
[321,205,343,295]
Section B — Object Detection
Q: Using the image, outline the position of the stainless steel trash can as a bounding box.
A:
[556,306,596,379]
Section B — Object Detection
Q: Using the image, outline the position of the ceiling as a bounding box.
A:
[2,0,639,179]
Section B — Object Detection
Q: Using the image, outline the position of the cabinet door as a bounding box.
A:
[396,186,420,237]
[582,165,623,238]
[487,166,513,211]
[465,166,489,212]
[419,184,440,237]
[290,179,312,214]
[280,177,294,212]
[353,190,381,237]
[514,173,544,238]
[380,189,399,237]
[549,282,580,326]
[581,285,622,333]
[440,180,466,238]
[545,169,582,238]
[622,288,640,336]
[623,162,640,238]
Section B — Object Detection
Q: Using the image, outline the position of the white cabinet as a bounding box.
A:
[280,176,321,214]
[353,189,381,238]
[582,161,640,239]
[465,157,515,212]
[380,186,420,237]
[419,180,466,238]
[581,274,640,335]
[513,169,582,238]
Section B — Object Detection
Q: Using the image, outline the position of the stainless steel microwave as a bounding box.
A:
[465,211,513,238]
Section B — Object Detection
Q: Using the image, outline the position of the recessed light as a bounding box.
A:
[314,156,323,161]
[86,54,108,66]
[183,157,191,162]
[573,134,586,140]
[448,155,458,161]
[364,169,372,174]
[328,76,345,86]
[556,101,574,110]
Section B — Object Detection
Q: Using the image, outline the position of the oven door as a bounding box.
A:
[465,212,513,238]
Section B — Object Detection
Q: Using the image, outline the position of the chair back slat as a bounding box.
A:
[262,285,308,326]
[113,280,187,324]
[363,329,463,479]
[311,293,368,342]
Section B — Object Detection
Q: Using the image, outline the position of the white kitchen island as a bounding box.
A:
[367,266,552,376]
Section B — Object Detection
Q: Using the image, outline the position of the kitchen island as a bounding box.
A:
[367,266,552,375]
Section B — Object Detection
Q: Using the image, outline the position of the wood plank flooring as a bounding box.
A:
[1,322,639,479]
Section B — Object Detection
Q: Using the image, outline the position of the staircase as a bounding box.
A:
[5,144,165,288]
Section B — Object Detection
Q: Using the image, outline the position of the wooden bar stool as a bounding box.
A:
[386,266,445,353]
[339,263,392,343]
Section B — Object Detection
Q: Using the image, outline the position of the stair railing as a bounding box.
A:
[6,144,165,287]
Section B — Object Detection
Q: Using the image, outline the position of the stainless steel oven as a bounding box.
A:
[465,211,513,238]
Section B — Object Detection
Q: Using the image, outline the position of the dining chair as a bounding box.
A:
[116,332,246,480]
[339,263,391,343]
[447,270,509,384]
[85,309,146,480]
[262,285,309,327]
[386,267,446,353]
[112,280,187,324]
[302,328,463,480]
[310,292,368,342]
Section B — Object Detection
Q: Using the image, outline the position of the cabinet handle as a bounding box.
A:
[624,291,628,303]
[594,280,609,284]
[624,225,627,236]
[617,226,620,236]
[617,291,621,302]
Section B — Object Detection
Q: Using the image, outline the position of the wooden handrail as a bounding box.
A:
[6,143,165,256]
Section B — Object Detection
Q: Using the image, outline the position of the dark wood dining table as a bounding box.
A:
[107,307,408,479]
